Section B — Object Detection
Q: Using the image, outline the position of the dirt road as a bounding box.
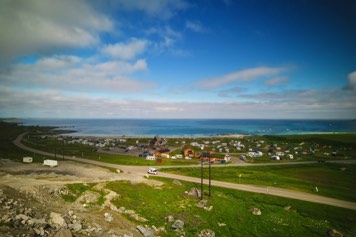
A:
[14,132,356,211]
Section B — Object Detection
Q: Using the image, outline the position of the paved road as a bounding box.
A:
[13,132,356,211]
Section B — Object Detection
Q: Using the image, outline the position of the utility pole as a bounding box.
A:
[208,155,211,196]
[200,156,204,200]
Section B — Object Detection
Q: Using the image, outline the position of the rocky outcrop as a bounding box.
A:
[0,186,137,237]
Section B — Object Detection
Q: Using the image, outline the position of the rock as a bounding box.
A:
[328,229,343,237]
[171,219,184,230]
[250,208,262,216]
[27,219,35,227]
[104,212,113,222]
[53,227,73,237]
[118,207,126,213]
[187,188,201,198]
[204,206,213,211]
[110,204,118,211]
[196,199,208,208]
[50,212,67,227]
[173,180,183,186]
[124,209,135,215]
[137,225,155,237]
[69,222,82,232]
[130,213,148,222]
[165,215,175,223]
[197,229,215,237]
[68,210,74,217]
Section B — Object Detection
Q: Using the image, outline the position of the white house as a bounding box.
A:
[146,155,156,160]
[161,153,170,159]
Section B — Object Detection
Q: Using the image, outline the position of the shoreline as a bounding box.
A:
[3,120,356,139]
[55,130,355,139]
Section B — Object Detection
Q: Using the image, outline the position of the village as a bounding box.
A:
[33,133,353,165]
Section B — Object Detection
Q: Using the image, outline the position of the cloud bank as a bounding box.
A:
[0,0,112,60]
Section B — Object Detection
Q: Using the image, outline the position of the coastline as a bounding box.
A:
[4,118,356,138]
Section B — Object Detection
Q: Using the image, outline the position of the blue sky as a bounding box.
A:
[0,0,355,119]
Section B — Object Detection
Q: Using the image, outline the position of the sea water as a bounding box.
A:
[14,119,356,137]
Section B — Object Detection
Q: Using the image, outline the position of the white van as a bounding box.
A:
[147,167,158,175]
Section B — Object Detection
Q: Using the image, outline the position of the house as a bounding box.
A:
[155,148,170,157]
[200,152,211,162]
[146,154,156,160]
[161,153,170,159]
[150,135,167,148]
[183,148,195,157]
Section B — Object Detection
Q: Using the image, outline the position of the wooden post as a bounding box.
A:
[200,157,204,200]
[208,156,211,197]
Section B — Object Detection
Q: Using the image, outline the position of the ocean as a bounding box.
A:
[14,119,356,137]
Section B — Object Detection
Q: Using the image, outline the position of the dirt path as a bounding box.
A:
[14,132,356,211]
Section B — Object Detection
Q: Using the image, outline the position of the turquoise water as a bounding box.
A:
[14,119,356,137]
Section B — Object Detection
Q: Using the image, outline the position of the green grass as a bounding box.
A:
[106,178,356,237]
[61,183,96,203]
[161,163,356,202]
[0,121,53,162]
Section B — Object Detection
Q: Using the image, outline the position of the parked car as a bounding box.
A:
[147,167,158,175]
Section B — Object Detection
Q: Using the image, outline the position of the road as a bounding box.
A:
[13,132,356,211]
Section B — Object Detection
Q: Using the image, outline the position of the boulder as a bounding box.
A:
[187,188,201,198]
[196,199,208,208]
[50,212,67,227]
[328,229,343,237]
[171,219,184,230]
[53,227,73,237]
[250,208,262,216]
[69,222,82,232]
[197,229,215,237]
[165,215,175,223]
[137,225,155,237]
[104,213,113,222]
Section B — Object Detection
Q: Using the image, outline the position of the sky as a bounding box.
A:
[0,0,355,119]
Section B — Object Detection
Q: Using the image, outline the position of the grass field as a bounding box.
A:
[161,163,356,202]
[0,121,53,162]
[104,178,356,237]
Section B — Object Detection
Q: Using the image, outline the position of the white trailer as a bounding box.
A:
[43,159,58,167]
[23,157,33,163]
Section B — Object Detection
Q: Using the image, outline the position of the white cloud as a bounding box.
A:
[146,26,183,54]
[346,71,356,91]
[112,0,189,19]
[37,55,81,69]
[199,66,290,89]
[265,77,288,86]
[1,86,355,119]
[0,55,152,94]
[0,0,113,59]
[102,39,148,60]
[185,20,208,33]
